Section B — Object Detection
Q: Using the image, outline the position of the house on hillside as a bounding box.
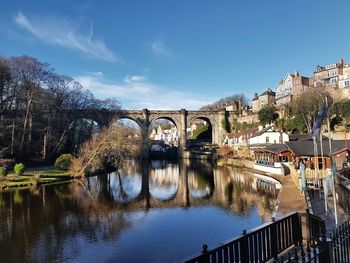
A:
[223,128,258,149]
[249,126,289,145]
[313,58,345,88]
[251,88,276,113]
[275,71,310,106]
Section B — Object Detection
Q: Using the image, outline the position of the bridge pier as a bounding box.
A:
[178,159,190,207]
[216,110,226,145]
[141,109,150,159]
[178,109,188,157]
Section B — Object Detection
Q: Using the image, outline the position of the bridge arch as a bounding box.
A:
[148,116,180,156]
[187,115,220,145]
[113,115,144,130]
[149,115,181,129]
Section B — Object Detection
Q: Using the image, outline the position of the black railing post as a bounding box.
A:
[198,244,209,263]
[270,217,278,260]
[292,213,302,245]
[306,208,311,241]
[318,234,334,263]
[240,229,249,263]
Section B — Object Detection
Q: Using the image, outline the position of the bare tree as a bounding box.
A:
[290,87,331,132]
[200,93,248,111]
[0,54,122,161]
[70,124,141,177]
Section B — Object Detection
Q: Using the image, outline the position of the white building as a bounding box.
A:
[275,73,294,106]
[339,64,350,89]
[224,128,257,149]
[248,126,289,145]
[150,124,178,146]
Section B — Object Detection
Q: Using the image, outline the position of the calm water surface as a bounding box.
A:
[0,160,281,263]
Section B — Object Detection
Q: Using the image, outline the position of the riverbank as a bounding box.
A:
[0,167,73,190]
[220,157,308,218]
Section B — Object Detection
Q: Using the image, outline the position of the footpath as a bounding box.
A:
[274,175,307,218]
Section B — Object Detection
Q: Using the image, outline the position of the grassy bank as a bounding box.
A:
[0,167,73,190]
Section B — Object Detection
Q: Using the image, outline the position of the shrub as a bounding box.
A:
[68,158,85,177]
[14,163,25,175]
[0,166,7,177]
[55,154,73,171]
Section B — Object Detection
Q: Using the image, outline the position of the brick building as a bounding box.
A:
[275,71,310,106]
[251,88,276,112]
[313,58,345,88]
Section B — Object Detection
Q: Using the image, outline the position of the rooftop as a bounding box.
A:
[285,140,350,156]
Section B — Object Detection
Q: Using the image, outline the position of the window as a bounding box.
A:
[266,137,269,143]
[318,158,323,169]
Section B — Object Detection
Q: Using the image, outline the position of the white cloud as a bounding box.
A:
[124,75,148,83]
[13,12,117,62]
[91,71,104,77]
[75,73,210,110]
[151,39,172,57]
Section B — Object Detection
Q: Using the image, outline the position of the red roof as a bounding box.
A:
[226,127,258,139]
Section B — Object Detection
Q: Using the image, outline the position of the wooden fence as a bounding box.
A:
[289,164,329,190]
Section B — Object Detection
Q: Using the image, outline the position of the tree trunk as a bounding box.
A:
[43,132,47,160]
[19,93,33,151]
[11,118,15,155]
[27,114,32,152]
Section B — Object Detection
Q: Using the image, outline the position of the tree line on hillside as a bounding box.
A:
[0,55,121,163]
[200,93,248,111]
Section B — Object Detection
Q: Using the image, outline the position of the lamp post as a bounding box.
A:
[325,96,338,226]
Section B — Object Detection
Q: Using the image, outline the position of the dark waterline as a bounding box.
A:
[0,160,281,263]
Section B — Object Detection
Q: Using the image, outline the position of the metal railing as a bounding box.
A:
[274,221,350,263]
[184,212,302,263]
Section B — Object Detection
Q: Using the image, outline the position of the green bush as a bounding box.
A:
[14,163,25,175]
[0,166,7,177]
[54,154,73,171]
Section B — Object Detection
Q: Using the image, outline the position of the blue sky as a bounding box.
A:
[1,0,350,109]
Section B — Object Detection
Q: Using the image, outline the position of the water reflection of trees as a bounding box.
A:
[0,185,140,263]
[218,166,280,220]
[0,160,281,262]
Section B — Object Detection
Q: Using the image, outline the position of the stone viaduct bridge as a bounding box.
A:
[74,108,227,157]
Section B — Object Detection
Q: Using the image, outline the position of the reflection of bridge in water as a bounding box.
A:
[83,160,282,220]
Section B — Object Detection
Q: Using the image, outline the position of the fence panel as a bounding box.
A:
[184,213,302,263]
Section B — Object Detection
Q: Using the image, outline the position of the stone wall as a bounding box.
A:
[226,158,254,168]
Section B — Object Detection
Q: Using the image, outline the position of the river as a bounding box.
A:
[0,160,281,263]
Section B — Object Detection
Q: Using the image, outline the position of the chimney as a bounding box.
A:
[294,70,299,77]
